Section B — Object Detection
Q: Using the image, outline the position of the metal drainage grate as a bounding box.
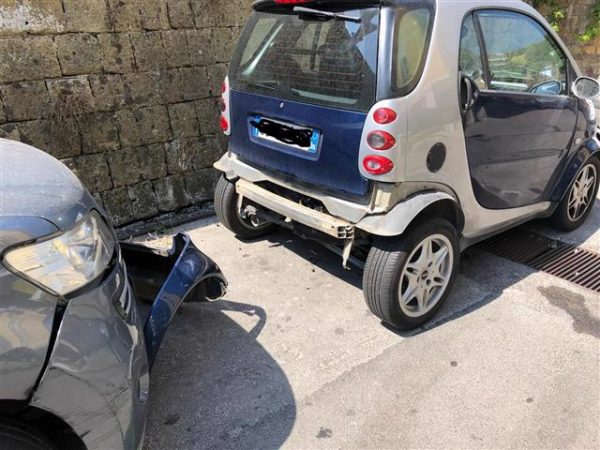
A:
[476,229,600,293]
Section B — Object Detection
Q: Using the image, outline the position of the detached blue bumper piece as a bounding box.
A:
[121,233,227,367]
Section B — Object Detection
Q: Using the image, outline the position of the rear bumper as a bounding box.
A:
[215,153,372,223]
[236,178,354,239]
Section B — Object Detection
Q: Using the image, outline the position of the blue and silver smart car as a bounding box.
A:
[214,0,600,330]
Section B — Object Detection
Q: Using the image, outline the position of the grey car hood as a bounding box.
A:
[0,139,97,251]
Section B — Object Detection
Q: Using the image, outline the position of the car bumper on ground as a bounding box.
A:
[29,233,227,450]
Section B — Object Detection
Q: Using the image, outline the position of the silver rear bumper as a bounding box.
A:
[215,153,371,223]
[236,178,354,239]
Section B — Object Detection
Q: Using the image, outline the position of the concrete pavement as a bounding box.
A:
[142,197,599,450]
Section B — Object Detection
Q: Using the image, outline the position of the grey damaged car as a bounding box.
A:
[0,139,227,450]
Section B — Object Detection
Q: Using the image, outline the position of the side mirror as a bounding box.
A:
[572,76,600,100]
[529,80,562,95]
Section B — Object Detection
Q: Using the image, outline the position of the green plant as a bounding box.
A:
[579,0,600,42]
[533,0,600,41]
[532,0,564,32]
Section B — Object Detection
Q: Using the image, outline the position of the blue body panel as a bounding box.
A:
[229,90,370,198]
[463,91,579,209]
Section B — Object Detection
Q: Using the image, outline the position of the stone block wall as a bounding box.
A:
[530,0,600,77]
[0,0,598,227]
[0,0,253,225]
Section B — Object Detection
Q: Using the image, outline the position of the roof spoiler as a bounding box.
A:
[252,0,434,12]
[253,0,381,12]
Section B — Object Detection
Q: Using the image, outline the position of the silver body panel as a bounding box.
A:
[30,260,148,450]
[392,0,579,239]
[0,267,58,401]
[216,0,588,244]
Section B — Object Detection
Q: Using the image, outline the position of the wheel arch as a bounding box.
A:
[356,192,464,237]
[0,403,86,450]
[551,139,600,203]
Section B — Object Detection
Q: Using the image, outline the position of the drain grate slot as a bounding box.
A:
[477,230,600,293]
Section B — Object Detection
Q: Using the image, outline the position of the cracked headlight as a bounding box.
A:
[4,211,116,296]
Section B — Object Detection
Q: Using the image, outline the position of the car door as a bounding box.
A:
[459,10,579,210]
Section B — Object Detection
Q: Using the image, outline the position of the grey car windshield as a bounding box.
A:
[230,8,380,112]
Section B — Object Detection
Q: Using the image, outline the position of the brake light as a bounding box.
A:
[363,155,394,175]
[220,116,229,132]
[367,131,396,151]
[220,77,231,135]
[373,108,397,125]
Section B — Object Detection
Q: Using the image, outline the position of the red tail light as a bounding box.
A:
[373,108,397,125]
[220,116,229,132]
[363,155,394,175]
[221,78,230,135]
[367,131,396,151]
[275,0,312,4]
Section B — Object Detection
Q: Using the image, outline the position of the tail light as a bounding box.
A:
[373,108,397,125]
[220,77,231,136]
[363,155,394,175]
[220,116,229,132]
[367,131,396,151]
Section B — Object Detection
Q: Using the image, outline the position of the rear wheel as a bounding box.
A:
[550,158,599,231]
[0,420,55,450]
[363,219,459,330]
[214,175,276,239]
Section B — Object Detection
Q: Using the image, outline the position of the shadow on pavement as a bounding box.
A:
[258,196,599,338]
[144,300,296,450]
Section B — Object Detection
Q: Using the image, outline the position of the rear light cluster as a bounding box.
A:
[367,131,395,151]
[363,107,398,176]
[274,0,312,4]
[363,156,395,175]
[220,79,230,135]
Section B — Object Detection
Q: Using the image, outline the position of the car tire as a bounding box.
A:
[550,157,599,231]
[363,218,459,330]
[214,175,276,239]
[0,420,56,450]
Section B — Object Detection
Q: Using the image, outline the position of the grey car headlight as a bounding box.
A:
[4,211,116,296]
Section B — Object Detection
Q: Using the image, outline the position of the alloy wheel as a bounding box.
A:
[398,234,454,318]
[567,163,597,222]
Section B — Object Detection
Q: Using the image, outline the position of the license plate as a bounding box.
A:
[251,115,320,154]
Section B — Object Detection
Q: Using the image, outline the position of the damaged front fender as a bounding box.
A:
[121,233,228,367]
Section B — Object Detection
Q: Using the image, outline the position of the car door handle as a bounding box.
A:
[460,73,478,113]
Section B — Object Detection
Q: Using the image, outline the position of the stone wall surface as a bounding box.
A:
[528,0,600,76]
[0,0,598,226]
[0,0,253,225]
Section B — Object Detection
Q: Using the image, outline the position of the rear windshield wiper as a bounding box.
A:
[293,6,361,23]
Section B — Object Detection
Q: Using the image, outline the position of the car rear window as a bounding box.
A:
[230,7,380,112]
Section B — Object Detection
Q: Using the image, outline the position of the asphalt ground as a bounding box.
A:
[142,194,599,450]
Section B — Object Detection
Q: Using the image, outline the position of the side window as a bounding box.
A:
[393,8,433,92]
[477,10,567,95]
[459,14,487,90]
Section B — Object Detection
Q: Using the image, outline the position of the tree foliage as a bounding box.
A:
[533,0,600,42]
